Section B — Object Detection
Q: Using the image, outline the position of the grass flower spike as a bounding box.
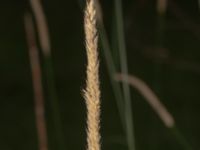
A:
[84,0,101,150]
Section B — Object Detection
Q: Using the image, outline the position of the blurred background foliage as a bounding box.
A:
[0,0,200,150]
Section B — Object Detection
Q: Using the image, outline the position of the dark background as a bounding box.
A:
[0,0,200,150]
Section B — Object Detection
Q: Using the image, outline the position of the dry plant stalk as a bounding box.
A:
[24,13,48,150]
[115,73,175,128]
[84,0,101,150]
[29,0,51,57]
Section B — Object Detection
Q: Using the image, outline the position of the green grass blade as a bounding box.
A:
[98,23,126,130]
[43,56,66,150]
[113,0,136,150]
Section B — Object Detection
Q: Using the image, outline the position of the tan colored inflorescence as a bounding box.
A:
[84,0,101,150]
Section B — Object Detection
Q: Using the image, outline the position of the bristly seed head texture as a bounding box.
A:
[84,0,101,150]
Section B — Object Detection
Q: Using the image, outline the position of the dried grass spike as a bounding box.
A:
[84,0,101,150]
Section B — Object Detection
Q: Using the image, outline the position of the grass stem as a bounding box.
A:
[113,0,136,149]
[24,12,48,150]
[29,0,66,149]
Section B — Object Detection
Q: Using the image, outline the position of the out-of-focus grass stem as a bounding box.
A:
[97,19,125,129]
[29,0,66,149]
[24,12,48,150]
[113,0,136,150]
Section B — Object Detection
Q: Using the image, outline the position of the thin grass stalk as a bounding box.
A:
[114,0,136,149]
[84,0,101,150]
[24,13,48,150]
[95,0,126,130]
[99,27,126,130]
[29,0,66,149]
[115,73,193,150]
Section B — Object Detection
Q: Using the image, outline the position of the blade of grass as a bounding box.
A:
[115,73,194,150]
[43,55,66,150]
[113,0,136,149]
[29,0,66,149]
[98,20,126,130]
[24,12,48,150]
[95,0,125,129]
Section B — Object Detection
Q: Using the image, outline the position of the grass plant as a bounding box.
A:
[113,1,136,149]
[22,1,197,150]
[83,0,101,150]
[79,1,195,150]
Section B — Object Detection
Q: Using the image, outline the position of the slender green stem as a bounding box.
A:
[114,0,136,149]
[98,23,126,130]
[43,56,66,150]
